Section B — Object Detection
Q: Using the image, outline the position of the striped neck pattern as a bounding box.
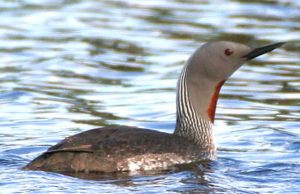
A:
[174,65,215,150]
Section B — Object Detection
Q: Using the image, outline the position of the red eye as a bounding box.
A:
[224,48,234,56]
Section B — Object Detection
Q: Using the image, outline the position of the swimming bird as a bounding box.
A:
[23,41,284,174]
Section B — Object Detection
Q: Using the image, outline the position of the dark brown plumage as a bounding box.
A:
[23,126,209,173]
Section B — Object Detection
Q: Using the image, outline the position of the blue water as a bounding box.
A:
[0,0,299,193]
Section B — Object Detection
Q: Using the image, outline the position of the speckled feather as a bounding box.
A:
[23,126,213,173]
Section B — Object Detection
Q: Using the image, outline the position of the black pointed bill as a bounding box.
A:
[243,42,285,60]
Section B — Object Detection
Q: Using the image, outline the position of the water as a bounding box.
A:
[0,0,299,193]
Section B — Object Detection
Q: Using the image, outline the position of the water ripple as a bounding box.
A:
[0,0,299,193]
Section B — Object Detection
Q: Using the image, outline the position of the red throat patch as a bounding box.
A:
[207,80,225,123]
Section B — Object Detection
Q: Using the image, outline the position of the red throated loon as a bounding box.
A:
[23,41,284,173]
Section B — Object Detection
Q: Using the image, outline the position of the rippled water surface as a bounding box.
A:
[0,0,299,193]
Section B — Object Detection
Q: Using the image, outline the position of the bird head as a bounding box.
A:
[189,41,285,82]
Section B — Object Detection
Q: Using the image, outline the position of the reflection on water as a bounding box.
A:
[0,0,299,193]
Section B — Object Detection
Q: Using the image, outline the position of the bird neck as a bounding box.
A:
[174,64,224,150]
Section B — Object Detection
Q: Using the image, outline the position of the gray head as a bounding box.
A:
[188,41,284,82]
[176,41,284,126]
